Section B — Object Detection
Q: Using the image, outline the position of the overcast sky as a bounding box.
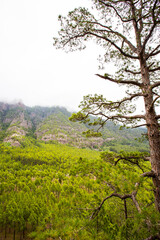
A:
[0,0,126,111]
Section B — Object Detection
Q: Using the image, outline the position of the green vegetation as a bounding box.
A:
[0,103,154,239]
[0,102,149,152]
[0,142,159,239]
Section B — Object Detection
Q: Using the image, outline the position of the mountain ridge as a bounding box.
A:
[0,102,148,151]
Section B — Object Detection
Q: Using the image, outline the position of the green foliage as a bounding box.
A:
[0,142,159,239]
[69,111,89,123]
[83,129,102,137]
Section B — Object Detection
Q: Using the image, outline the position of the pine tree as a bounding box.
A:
[54,0,160,213]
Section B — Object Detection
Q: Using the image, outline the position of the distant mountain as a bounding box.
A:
[0,102,149,151]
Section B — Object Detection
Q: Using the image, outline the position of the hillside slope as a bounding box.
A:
[0,102,148,151]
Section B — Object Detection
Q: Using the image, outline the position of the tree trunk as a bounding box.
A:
[23,228,25,239]
[4,225,7,239]
[124,199,128,220]
[13,223,16,240]
[146,114,160,212]
[142,61,160,212]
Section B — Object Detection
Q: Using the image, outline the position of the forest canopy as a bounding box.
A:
[0,143,159,239]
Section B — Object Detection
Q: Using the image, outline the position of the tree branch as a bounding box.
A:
[138,0,143,33]
[142,0,159,51]
[99,0,134,23]
[89,93,144,110]
[146,44,160,59]
[148,49,160,58]
[87,20,137,53]
[63,30,139,59]
[96,73,142,87]
[141,171,156,178]
[152,91,160,97]
[150,81,160,90]
[125,69,141,75]
[90,187,142,220]
[132,123,149,128]
[149,96,160,111]
[149,66,160,72]
[115,156,145,172]
[89,171,155,220]
[90,192,132,220]
[142,23,158,52]
[131,191,142,213]
[87,31,138,59]
[90,112,145,121]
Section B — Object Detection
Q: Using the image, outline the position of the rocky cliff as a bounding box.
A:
[0,102,148,151]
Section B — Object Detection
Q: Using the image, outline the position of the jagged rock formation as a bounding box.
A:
[0,102,148,151]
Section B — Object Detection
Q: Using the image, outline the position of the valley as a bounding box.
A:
[0,102,157,240]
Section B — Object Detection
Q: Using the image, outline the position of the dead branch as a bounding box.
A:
[131,191,141,213]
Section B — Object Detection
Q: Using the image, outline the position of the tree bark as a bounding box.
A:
[132,0,160,211]
[141,60,160,212]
